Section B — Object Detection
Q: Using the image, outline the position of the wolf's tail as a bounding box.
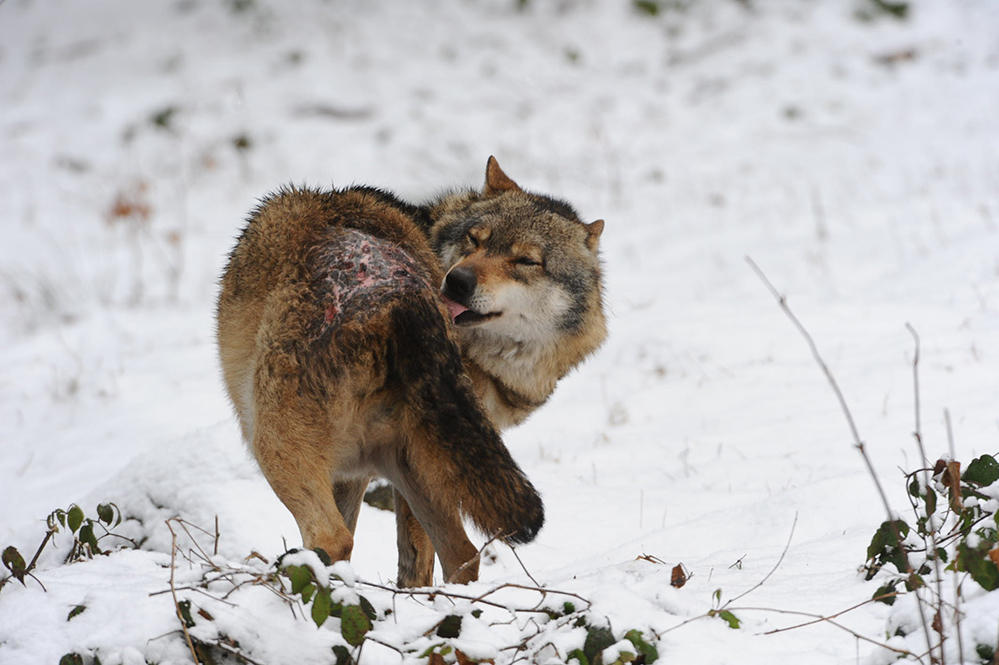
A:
[388,297,544,545]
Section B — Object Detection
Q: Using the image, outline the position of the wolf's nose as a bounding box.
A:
[444,266,477,301]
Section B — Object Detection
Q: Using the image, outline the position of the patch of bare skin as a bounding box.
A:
[311,229,435,336]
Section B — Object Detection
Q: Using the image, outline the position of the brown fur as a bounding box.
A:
[216,159,606,586]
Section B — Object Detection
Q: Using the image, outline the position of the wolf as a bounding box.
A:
[216,157,606,586]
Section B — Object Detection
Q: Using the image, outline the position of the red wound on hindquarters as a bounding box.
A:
[310,229,434,337]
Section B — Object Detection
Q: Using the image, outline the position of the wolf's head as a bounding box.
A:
[431,157,606,354]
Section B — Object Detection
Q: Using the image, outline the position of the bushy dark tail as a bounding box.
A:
[388,297,544,544]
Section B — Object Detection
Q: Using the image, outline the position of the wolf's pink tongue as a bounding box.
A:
[443,296,468,322]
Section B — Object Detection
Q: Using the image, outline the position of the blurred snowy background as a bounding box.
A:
[1,0,998,663]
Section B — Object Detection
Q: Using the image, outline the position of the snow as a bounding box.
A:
[2,0,998,663]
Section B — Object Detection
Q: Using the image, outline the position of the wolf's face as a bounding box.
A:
[436,190,604,345]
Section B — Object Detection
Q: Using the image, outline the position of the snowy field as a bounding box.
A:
[1,0,998,663]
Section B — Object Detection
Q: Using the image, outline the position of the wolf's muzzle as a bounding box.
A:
[444,265,477,303]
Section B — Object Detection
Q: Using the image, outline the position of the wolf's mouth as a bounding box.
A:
[442,295,500,326]
[454,309,500,326]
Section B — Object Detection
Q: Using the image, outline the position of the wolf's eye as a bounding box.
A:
[514,256,542,267]
[465,231,479,248]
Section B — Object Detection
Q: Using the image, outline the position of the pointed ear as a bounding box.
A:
[483,156,521,196]
[584,219,604,253]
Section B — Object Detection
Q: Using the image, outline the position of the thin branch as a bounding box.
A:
[746,257,864,447]
[725,513,797,606]
[166,521,201,665]
[756,592,897,635]
[907,323,947,665]
[447,532,501,585]
[905,323,928,468]
[197,637,264,665]
[508,544,541,588]
[747,256,937,661]
[24,528,56,575]
[731,605,922,662]
[944,409,956,460]
[942,406,963,665]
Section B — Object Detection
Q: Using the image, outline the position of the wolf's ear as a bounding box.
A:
[484,156,521,196]
[584,219,604,253]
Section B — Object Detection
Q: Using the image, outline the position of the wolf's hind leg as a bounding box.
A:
[390,442,481,585]
[334,478,371,535]
[394,490,436,587]
[252,423,354,563]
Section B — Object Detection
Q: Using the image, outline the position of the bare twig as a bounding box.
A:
[757,592,898,635]
[447,532,501,585]
[745,258,864,447]
[941,407,964,664]
[906,324,949,665]
[24,528,56,577]
[905,324,928,468]
[166,521,200,664]
[747,256,936,660]
[733,604,922,661]
[725,513,797,606]
[196,636,264,665]
[508,544,541,588]
[944,409,956,461]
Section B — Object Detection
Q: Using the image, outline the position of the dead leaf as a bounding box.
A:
[671,563,689,588]
[940,460,963,512]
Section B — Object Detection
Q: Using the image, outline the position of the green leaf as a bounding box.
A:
[563,601,576,615]
[67,605,87,621]
[963,455,999,487]
[606,648,637,665]
[311,586,332,627]
[872,581,897,605]
[714,609,742,629]
[436,614,462,639]
[287,565,313,595]
[59,654,84,665]
[624,628,660,663]
[420,644,451,658]
[177,599,196,628]
[313,547,332,566]
[150,106,178,131]
[865,520,911,578]
[956,542,999,591]
[78,522,100,555]
[359,594,377,621]
[49,509,67,529]
[568,648,590,665]
[583,625,616,664]
[300,583,316,604]
[924,487,937,518]
[332,644,354,665]
[96,503,115,526]
[340,604,372,647]
[633,0,660,17]
[2,546,27,583]
[67,505,85,533]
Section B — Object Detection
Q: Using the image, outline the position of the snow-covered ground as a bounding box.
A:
[1,0,998,663]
